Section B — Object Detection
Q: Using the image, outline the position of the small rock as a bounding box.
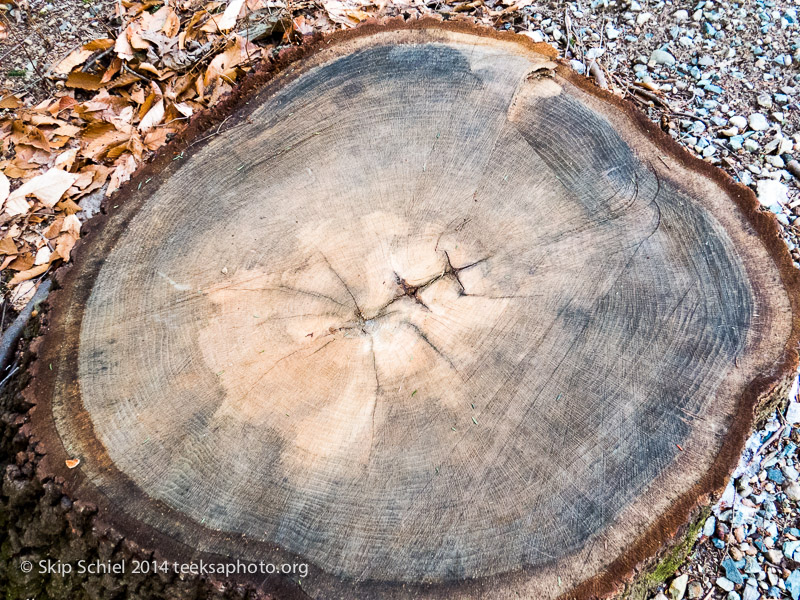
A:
[716,577,735,592]
[766,155,785,168]
[723,557,744,585]
[637,12,652,24]
[729,116,748,129]
[786,482,800,501]
[674,9,689,21]
[749,113,770,131]
[768,467,786,484]
[758,94,774,109]
[726,591,741,600]
[670,574,689,600]
[687,581,704,599]
[703,516,717,537]
[756,179,788,208]
[570,60,586,74]
[784,540,800,560]
[766,548,784,564]
[786,402,800,424]
[650,49,677,66]
[744,555,761,574]
[743,138,760,152]
[653,593,669,600]
[743,580,760,600]
[788,570,800,600]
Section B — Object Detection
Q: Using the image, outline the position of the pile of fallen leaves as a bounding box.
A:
[0,0,288,311]
[0,0,535,314]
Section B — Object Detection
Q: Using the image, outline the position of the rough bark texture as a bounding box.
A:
[19,18,800,600]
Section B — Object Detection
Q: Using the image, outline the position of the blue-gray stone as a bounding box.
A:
[703,516,717,537]
[787,570,800,600]
[570,60,586,75]
[744,555,761,574]
[767,468,785,484]
[722,557,744,585]
[783,540,800,560]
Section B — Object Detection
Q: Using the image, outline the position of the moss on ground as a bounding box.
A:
[618,504,711,600]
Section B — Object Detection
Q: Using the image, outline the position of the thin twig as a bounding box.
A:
[0,365,19,390]
[188,115,231,147]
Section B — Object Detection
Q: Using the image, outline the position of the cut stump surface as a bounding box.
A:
[30,20,800,600]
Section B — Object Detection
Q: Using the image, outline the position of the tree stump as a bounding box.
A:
[29,19,800,600]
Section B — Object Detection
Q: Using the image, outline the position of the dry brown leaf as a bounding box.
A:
[82,129,130,160]
[139,99,165,132]
[50,96,79,115]
[53,49,94,75]
[114,25,136,60]
[107,154,138,196]
[143,127,168,150]
[0,94,22,110]
[26,113,65,127]
[130,27,151,51]
[55,232,79,262]
[84,38,115,51]
[55,198,83,215]
[321,0,371,26]
[0,171,8,206]
[7,167,80,208]
[1,164,28,179]
[74,165,112,196]
[201,0,246,32]
[54,148,79,171]
[9,263,50,285]
[10,279,37,308]
[163,8,181,37]
[204,35,257,86]
[173,101,194,117]
[51,122,82,137]
[3,195,30,217]
[101,57,123,84]
[0,236,17,255]
[71,170,95,190]
[66,71,105,91]
[11,121,51,151]
[44,218,65,239]
[62,214,82,237]
[12,146,52,167]
[138,63,163,77]
[292,15,315,36]
[8,253,34,272]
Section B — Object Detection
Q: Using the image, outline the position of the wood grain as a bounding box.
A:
[31,21,799,600]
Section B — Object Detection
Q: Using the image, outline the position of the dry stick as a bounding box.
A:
[748,425,786,467]
[83,46,116,72]
[631,86,669,108]
[588,61,608,89]
[0,278,52,374]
